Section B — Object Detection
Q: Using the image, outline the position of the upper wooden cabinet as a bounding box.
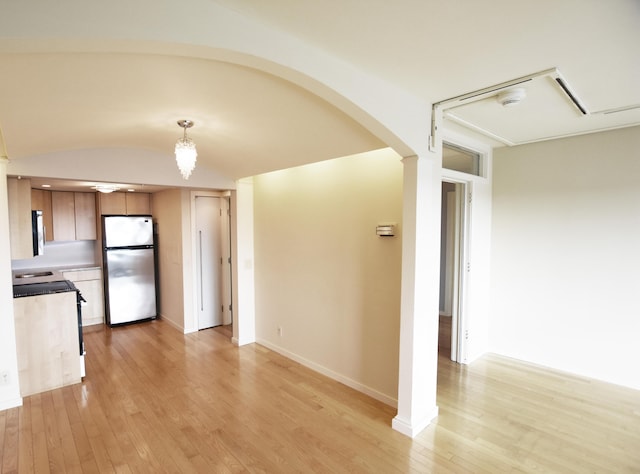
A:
[36,190,97,241]
[8,177,33,259]
[51,191,76,241]
[125,193,152,215]
[99,192,151,215]
[74,192,97,240]
[31,189,54,242]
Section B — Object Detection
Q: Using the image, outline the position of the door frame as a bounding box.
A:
[440,129,493,364]
[440,178,470,363]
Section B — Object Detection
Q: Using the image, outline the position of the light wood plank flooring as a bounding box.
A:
[1,319,639,473]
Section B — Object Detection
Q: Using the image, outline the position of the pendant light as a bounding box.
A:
[175,120,197,179]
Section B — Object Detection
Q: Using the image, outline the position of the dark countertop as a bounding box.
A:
[13,280,79,298]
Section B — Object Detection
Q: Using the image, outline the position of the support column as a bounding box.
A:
[231,178,256,346]
[0,157,22,410]
[393,152,442,437]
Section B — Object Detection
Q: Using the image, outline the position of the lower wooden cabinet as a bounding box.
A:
[13,292,82,397]
[62,268,104,326]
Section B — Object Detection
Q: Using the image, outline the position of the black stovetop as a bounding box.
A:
[13,280,78,298]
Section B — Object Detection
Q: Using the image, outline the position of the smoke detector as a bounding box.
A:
[497,88,527,107]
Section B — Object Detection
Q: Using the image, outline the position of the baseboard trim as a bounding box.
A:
[0,396,23,412]
[256,338,397,408]
[392,406,439,438]
[156,314,185,333]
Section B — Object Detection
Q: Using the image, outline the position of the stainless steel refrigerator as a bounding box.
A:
[102,215,157,326]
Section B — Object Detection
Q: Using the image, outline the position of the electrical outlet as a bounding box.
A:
[277,326,283,337]
[0,370,9,386]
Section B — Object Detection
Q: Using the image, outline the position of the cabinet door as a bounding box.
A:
[51,191,76,241]
[13,292,81,397]
[74,192,97,240]
[62,269,104,326]
[7,177,33,259]
[74,279,104,326]
[31,189,54,241]
[99,192,126,215]
[126,193,151,215]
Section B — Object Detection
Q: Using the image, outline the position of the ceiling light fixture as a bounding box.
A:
[175,119,197,179]
[496,88,527,107]
[92,184,119,194]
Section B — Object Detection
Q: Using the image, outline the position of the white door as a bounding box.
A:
[196,196,223,329]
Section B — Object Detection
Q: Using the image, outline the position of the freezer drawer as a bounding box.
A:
[103,215,154,248]
[105,248,157,325]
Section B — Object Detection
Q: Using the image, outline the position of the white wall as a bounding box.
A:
[490,126,640,390]
[253,148,404,404]
[12,240,98,270]
[0,160,22,410]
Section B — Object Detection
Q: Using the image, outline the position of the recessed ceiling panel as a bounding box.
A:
[444,74,640,146]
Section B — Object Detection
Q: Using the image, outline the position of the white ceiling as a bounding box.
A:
[213,0,640,145]
[1,0,638,191]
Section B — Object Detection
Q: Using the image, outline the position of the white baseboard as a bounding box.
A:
[0,396,23,411]
[392,406,439,438]
[257,338,397,408]
[82,317,104,327]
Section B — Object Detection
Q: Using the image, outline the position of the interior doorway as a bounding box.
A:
[439,180,467,362]
[195,195,232,331]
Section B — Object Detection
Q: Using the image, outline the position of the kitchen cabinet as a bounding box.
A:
[31,188,54,241]
[7,177,33,259]
[13,291,82,396]
[126,192,152,215]
[74,192,97,240]
[50,191,97,241]
[51,191,76,241]
[99,191,151,215]
[61,268,104,326]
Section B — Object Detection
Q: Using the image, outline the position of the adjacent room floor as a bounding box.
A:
[1,319,639,473]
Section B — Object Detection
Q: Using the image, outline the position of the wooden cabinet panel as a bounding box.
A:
[126,193,151,215]
[99,192,151,215]
[51,191,76,241]
[62,269,104,326]
[7,177,33,259]
[13,292,81,397]
[99,192,126,215]
[31,189,54,241]
[74,192,97,240]
[48,191,97,241]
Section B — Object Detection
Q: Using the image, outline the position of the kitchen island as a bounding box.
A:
[13,276,84,397]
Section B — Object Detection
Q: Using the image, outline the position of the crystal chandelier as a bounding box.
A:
[175,119,197,179]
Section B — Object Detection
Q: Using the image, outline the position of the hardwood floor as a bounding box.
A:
[1,319,639,473]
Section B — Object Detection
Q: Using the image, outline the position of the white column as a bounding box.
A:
[231,178,256,346]
[393,153,441,437]
[0,157,23,410]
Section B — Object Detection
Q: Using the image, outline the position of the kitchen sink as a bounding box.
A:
[15,271,54,279]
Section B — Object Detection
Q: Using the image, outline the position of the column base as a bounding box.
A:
[392,406,439,438]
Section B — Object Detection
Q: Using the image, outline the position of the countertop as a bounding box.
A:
[12,264,101,286]
[13,280,79,298]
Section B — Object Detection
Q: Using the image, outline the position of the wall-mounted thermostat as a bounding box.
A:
[376,224,395,237]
